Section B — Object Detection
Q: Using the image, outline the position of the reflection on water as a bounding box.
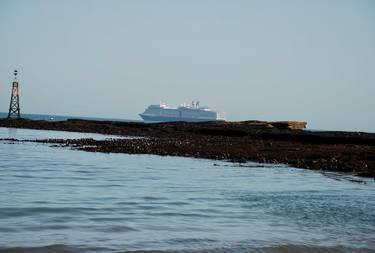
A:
[6,127,18,139]
[0,127,124,140]
[0,128,374,253]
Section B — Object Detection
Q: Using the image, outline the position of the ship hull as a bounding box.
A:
[139,114,219,123]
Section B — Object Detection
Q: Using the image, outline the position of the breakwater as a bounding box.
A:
[1,118,374,178]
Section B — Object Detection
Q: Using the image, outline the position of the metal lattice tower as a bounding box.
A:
[8,70,21,119]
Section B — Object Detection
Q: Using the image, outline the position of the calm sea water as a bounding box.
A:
[0,112,140,122]
[0,127,375,253]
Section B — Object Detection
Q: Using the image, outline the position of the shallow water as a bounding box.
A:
[0,126,125,140]
[0,127,375,253]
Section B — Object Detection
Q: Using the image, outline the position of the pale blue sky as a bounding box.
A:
[0,0,374,131]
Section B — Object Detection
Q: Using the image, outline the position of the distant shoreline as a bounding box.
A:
[0,112,141,123]
[0,118,374,178]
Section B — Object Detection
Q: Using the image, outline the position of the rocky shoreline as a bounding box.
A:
[1,118,374,178]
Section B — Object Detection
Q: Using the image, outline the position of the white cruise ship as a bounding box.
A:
[139,102,226,122]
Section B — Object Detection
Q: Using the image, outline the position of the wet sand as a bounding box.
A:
[1,118,374,178]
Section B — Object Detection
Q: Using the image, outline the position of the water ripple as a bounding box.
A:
[0,128,375,251]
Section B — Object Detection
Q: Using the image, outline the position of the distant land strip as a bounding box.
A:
[0,118,374,178]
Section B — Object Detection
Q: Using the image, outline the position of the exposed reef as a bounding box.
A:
[0,118,374,178]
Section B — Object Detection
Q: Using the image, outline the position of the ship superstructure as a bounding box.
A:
[139,102,225,122]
